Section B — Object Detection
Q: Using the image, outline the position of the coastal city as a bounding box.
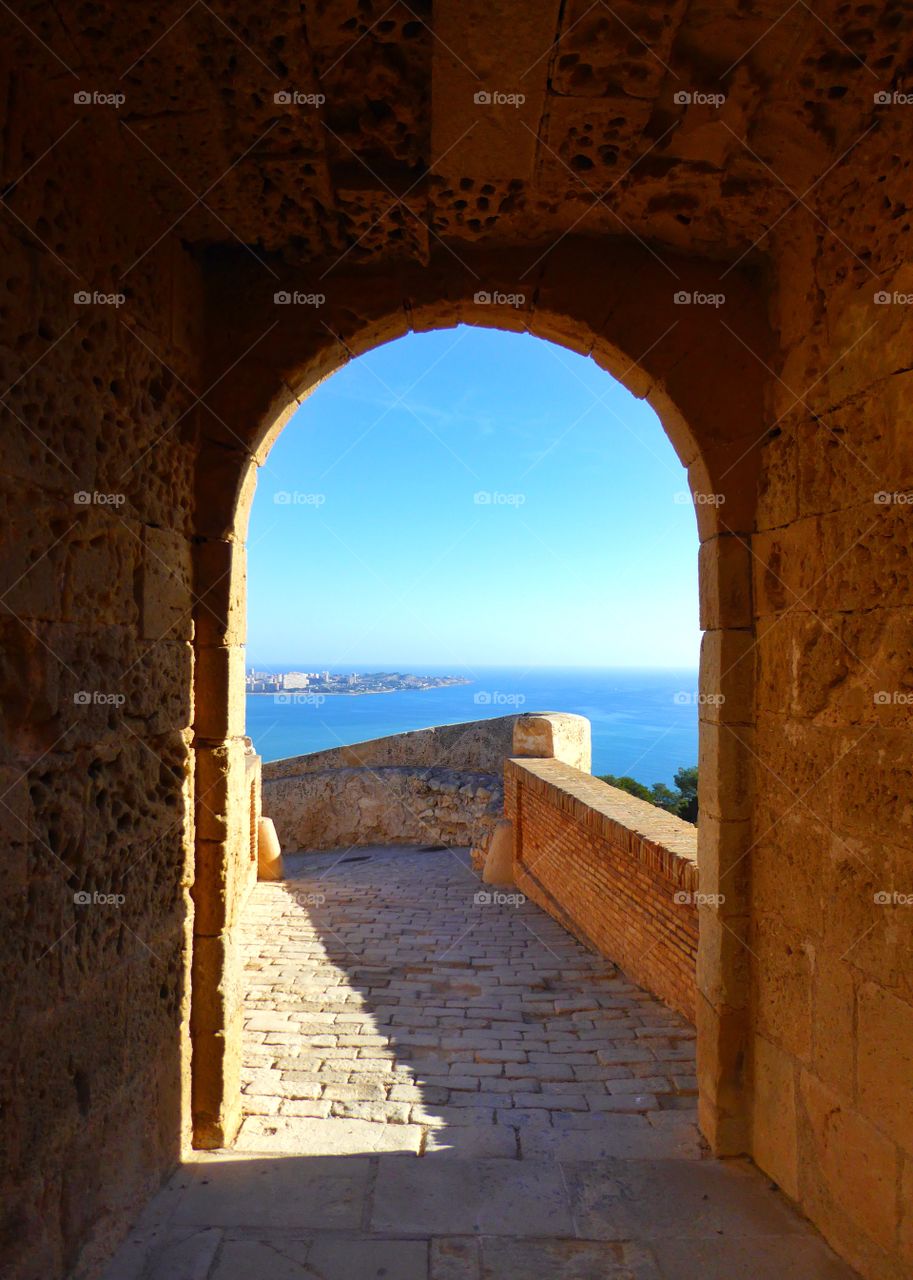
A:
[245,668,472,696]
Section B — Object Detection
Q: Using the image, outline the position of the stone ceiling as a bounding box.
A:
[4,1,913,276]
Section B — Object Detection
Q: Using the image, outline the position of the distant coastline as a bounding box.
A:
[246,669,473,698]
[246,685,466,697]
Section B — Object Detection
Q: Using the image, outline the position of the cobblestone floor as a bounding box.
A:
[104,845,859,1280]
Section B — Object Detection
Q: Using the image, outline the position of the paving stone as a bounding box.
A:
[171,1154,370,1229]
[106,1228,222,1280]
[242,1095,283,1116]
[511,1092,588,1110]
[648,1236,861,1278]
[208,1236,312,1279]
[496,1108,553,1129]
[589,1093,659,1112]
[481,1237,660,1278]
[235,1116,422,1155]
[307,1236,430,1280]
[322,1082,388,1102]
[430,1237,481,1279]
[412,1106,496,1127]
[425,1125,518,1158]
[519,1118,703,1161]
[373,1156,575,1235]
[278,1099,333,1118]
[505,1062,575,1080]
[565,1158,813,1241]
[331,1099,412,1124]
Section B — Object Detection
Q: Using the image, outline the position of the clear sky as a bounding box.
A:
[246,326,700,670]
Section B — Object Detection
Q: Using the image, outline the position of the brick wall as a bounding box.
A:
[505,758,699,1022]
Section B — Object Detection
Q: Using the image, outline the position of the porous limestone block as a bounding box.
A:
[140,525,194,641]
[698,534,752,630]
[696,991,750,1156]
[752,1034,798,1201]
[856,981,913,1156]
[194,645,247,741]
[798,1069,898,1257]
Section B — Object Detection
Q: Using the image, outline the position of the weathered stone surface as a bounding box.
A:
[264,763,503,854]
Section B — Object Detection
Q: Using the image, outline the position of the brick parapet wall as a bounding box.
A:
[505,758,699,1022]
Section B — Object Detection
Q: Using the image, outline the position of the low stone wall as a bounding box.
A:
[264,764,502,853]
[505,757,699,1022]
[261,712,591,856]
[262,714,519,780]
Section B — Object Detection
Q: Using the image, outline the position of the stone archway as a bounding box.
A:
[188,236,769,1158]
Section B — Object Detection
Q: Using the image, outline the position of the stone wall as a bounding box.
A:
[741,113,913,1279]
[262,713,521,780]
[0,92,205,1278]
[260,713,589,855]
[506,759,699,1022]
[265,764,502,853]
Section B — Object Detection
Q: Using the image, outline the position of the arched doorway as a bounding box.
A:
[189,237,767,1160]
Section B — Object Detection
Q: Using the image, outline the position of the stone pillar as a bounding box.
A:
[695,532,755,1155]
[190,534,254,1148]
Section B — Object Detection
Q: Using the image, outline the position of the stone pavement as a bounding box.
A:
[104,845,858,1279]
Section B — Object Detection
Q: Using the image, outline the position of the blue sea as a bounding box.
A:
[245,666,699,786]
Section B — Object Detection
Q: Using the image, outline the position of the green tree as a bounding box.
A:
[598,766,698,824]
[597,773,653,803]
[649,782,679,813]
[673,766,698,822]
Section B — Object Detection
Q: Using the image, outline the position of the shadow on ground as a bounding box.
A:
[102,846,858,1280]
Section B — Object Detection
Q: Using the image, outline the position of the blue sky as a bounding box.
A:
[246,326,700,670]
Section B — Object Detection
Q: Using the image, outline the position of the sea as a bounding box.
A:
[245,666,700,787]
